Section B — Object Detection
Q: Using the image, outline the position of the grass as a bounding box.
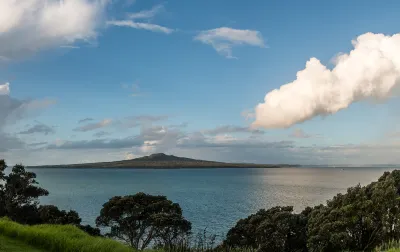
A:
[0,218,135,252]
[375,240,400,252]
[0,235,46,252]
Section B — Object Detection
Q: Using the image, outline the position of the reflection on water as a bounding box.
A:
[30,167,394,237]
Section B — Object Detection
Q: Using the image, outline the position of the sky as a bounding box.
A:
[1,0,400,166]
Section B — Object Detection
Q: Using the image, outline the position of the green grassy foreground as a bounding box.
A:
[0,218,135,252]
[0,235,46,252]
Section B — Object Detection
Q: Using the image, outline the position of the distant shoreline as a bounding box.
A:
[27,153,300,169]
[28,164,299,169]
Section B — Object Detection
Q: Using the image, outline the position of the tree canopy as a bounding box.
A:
[307,170,400,252]
[96,192,191,250]
[223,206,310,252]
[0,162,48,224]
[223,170,400,252]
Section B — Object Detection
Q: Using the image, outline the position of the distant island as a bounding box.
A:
[28,153,299,169]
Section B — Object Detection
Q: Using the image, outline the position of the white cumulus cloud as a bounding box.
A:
[194,27,265,58]
[0,0,107,59]
[253,32,400,129]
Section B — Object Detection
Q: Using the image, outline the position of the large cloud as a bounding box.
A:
[253,32,400,129]
[0,0,107,59]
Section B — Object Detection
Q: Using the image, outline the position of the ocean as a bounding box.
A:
[30,167,396,239]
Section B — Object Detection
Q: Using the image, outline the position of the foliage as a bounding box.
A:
[37,204,102,236]
[96,192,192,250]
[38,204,81,225]
[0,161,49,224]
[222,206,309,252]
[79,224,103,237]
[307,170,400,252]
[0,217,135,252]
[221,170,400,252]
[0,160,6,217]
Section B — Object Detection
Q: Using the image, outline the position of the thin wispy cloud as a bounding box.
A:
[93,131,111,138]
[194,27,265,58]
[122,82,145,97]
[124,0,136,6]
[107,4,174,34]
[78,118,94,124]
[60,45,80,49]
[127,4,164,20]
[74,119,113,132]
[203,125,264,135]
[27,142,48,147]
[19,123,55,135]
[289,129,312,139]
[107,20,174,34]
[0,55,9,61]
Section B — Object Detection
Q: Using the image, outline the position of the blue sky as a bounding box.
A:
[1,0,400,165]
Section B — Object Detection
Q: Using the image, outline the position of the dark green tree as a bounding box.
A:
[38,205,81,225]
[0,160,6,217]
[1,162,49,224]
[153,211,192,249]
[78,224,102,237]
[307,170,400,252]
[96,192,192,250]
[223,206,309,252]
[38,204,101,236]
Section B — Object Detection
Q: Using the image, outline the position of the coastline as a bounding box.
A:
[28,164,300,169]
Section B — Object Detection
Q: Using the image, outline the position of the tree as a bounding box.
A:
[78,224,102,237]
[38,204,101,236]
[153,211,192,249]
[38,205,81,225]
[0,160,7,217]
[223,206,309,252]
[1,162,49,224]
[307,170,400,252]
[96,192,192,250]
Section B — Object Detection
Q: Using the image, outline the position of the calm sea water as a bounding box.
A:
[30,167,396,238]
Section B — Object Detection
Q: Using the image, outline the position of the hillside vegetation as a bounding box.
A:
[0,235,45,252]
[0,218,135,252]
